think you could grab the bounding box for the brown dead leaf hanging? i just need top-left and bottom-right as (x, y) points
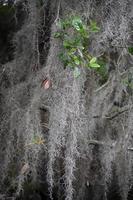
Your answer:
(41, 78), (52, 89)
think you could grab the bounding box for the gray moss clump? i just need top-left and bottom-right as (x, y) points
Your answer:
(0, 0), (133, 200)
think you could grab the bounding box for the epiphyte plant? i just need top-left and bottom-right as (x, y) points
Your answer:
(54, 15), (102, 78)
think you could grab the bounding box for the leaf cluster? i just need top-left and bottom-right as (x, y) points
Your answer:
(54, 15), (102, 77)
(128, 47), (133, 55)
(96, 58), (109, 84)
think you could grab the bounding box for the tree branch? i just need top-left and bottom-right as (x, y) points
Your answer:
(127, 147), (133, 151)
(105, 107), (130, 120)
(54, 0), (61, 24)
(88, 140), (112, 147)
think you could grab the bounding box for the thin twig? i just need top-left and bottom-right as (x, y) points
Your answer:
(95, 80), (110, 93)
(88, 140), (133, 152)
(105, 107), (130, 120)
(128, 148), (133, 151)
(54, 0), (61, 24)
(88, 140), (111, 147)
(95, 74), (113, 93)
(111, 45), (128, 49)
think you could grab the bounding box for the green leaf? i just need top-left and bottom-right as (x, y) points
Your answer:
(90, 63), (101, 68)
(71, 48), (76, 53)
(63, 40), (71, 49)
(72, 17), (83, 31)
(53, 32), (62, 38)
(73, 67), (81, 78)
(96, 59), (108, 84)
(55, 15), (102, 73)
(90, 57), (97, 64)
(75, 24), (81, 31)
(72, 17), (82, 26)
(73, 56), (80, 65)
(75, 59), (80, 65)
(90, 21), (100, 33)
(89, 56), (101, 68)
(128, 47), (133, 55)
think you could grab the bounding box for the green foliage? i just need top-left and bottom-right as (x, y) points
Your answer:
(128, 47), (133, 55)
(89, 21), (100, 33)
(54, 15), (104, 78)
(89, 57), (100, 68)
(96, 59), (109, 84)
